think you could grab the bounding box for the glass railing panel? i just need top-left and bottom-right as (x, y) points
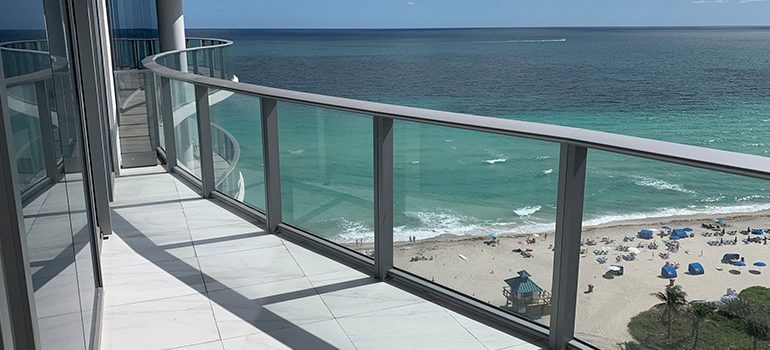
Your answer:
(576, 150), (770, 349)
(209, 91), (265, 210)
(277, 101), (374, 252)
(391, 120), (560, 327)
(170, 79), (201, 178)
(7, 83), (47, 192)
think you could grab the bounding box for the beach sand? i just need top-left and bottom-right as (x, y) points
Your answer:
(351, 210), (770, 349)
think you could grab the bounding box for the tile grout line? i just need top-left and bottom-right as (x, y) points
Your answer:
(442, 308), (494, 350)
(291, 248), (361, 350)
(172, 175), (226, 344)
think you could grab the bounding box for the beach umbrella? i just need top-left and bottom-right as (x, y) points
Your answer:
(716, 220), (727, 226)
(683, 227), (694, 232)
(489, 232), (498, 239)
(754, 262), (767, 267)
(608, 265), (622, 272)
(661, 226), (671, 230)
(627, 247), (641, 254)
(734, 261), (747, 267)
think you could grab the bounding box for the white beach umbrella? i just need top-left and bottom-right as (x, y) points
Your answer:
(627, 247), (641, 254)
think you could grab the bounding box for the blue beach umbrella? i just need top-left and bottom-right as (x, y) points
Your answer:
(716, 220), (727, 226)
(661, 226), (671, 230)
(754, 262), (767, 267)
(683, 227), (694, 232)
(752, 229), (764, 235)
(734, 261), (747, 267)
(489, 232), (498, 239)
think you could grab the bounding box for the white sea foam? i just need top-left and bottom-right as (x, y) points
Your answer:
(632, 175), (696, 195)
(514, 205), (542, 217)
(700, 195), (725, 203)
(288, 149), (305, 155)
(332, 202), (770, 243)
(484, 158), (507, 165)
(535, 155), (551, 161)
(540, 168), (554, 176)
(411, 160), (420, 164)
(737, 194), (765, 202)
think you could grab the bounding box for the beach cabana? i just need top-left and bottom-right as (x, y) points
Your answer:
(721, 253), (740, 263)
(672, 229), (688, 239)
(639, 229), (655, 239)
(661, 265), (678, 279)
(688, 262), (705, 275)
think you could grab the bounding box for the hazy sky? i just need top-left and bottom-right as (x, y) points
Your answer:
(183, 0), (770, 29)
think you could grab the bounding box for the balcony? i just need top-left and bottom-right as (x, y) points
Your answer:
(100, 166), (544, 349)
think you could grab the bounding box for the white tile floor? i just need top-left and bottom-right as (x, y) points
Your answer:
(100, 167), (545, 350)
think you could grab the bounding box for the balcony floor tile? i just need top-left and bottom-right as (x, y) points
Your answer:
(101, 170), (541, 350)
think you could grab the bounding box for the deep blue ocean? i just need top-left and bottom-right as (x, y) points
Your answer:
(193, 27), (770, 242)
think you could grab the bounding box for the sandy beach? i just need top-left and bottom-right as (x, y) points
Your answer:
(351, 209), (770, 349)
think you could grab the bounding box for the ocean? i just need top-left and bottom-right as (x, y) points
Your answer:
(192, 27), (770, 242)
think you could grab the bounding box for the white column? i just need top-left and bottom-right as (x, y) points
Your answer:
(156, 0), (186, 52)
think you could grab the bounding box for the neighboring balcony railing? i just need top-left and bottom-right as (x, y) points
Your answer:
(1, 40), (64, 201)
(142, 39), (770, 350)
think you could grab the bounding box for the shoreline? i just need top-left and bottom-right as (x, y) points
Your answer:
(347, 208), (770, 349)
(344, 208), (770, 247)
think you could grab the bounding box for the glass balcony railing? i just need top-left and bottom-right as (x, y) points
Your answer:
(1, 40), (62, 198)
(142, 39), (770, 350)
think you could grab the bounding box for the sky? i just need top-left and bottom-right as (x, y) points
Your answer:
(183, 0), (770, 29)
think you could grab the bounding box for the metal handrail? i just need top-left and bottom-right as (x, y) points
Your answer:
(144, 37), (770, 350)
(143, 41), (770, 182)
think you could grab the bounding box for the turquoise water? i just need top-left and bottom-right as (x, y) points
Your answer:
(198, 27), (770, 242)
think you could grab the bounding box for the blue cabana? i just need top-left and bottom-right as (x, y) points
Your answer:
(672, 229), (688, 239)
(722, 253), (740, 263)
(688, 262), (705, 275)
(661, 265), (678, 279)
(752, 229), (764, 235)
(639, 229), (654, 239)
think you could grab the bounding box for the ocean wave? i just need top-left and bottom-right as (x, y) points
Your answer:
(535, 155), (551, 161)
(288, 149), (305, 155)
(514, 205), (542, 217)
(737, 194), (765, 202)
(632, 176), (696, 195)
(474, 38), (566, 44)
(540, 168), (554, 176)
(411, 160), (420, 164)
(484, 158), (507, 165)
(700, 195), (725, 203)
(331, 202), (770, 243)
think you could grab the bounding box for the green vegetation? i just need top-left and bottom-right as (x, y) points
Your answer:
(628, 285), (770, 350)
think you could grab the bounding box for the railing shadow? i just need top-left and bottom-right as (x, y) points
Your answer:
(109, 208), (374, 349)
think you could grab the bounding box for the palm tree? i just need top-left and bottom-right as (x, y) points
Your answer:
(745, 314), (770, 350)
(651, 284), (688, 338)
(688, 303), (713, 349)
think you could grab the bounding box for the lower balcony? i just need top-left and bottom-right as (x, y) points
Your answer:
(99, 166), (545, 350)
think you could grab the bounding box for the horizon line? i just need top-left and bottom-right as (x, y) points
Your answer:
(185, 24), (770, 31)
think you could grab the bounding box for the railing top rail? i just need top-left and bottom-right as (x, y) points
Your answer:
(142, 39), (770, 181)
(0, 39), (48, 49)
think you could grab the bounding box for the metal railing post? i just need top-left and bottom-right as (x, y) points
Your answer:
(195, 85), (215, 197)
(374, 116), (394, 280)
(145, 71), (159, 150)
(192, 50), (199, 75)
(219, 48), (226, 79)
(549, 143), (588, 350)
(208, 49), (216, 78)
(260, 97), (282, 233)
(35, 80), (58, 183)
(160, 77), (177, 170)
